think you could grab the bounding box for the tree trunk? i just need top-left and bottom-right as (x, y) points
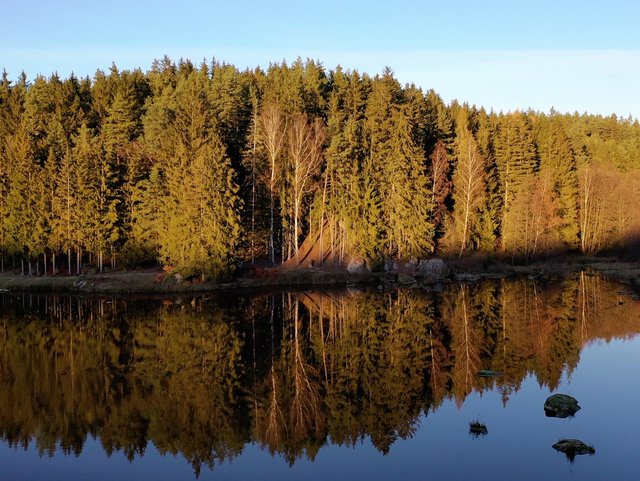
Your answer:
(269, 193), (275, 265)
(294, 201), (300, 263)
(52, 252), (56, 276)
(68, 249), (72, 276)
(76, 248), (81, 275)
(43, 252), (47, 276)
(319, 171), (329, 265)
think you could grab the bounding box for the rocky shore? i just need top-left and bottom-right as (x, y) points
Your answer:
(0, 256), (638, 294)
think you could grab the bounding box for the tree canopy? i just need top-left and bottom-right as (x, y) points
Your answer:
(1, 58), (640, 277)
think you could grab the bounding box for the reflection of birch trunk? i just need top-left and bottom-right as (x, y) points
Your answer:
(290, 299), (324, 441)
(258, 295), (286, 450)
(263, 365), (286, 449)
(461, 286), (473, 389)
(578, 271), (600, 345)
(448, 284), (481, 405)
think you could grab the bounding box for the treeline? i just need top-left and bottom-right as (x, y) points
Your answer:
(0, 275), (636, 471)
(1, 57), (640, 277)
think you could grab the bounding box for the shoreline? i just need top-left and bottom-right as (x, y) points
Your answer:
(0, 257), (638, 295)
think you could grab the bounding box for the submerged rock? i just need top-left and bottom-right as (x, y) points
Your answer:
(552, 439), (595, 460)
(544, 394), (581, 418)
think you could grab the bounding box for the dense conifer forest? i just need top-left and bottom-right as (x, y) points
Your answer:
(1, 57), (639, 278)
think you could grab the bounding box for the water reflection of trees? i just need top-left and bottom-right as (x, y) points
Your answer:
(0, 275), (639, 474)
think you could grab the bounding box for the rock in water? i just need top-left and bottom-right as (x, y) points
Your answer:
(469, 421), (488, 436)
(552, 439), (595, 460)
(454, 273), (481, 283)
(544, 394), (581, 418)
(397, 273), (416, 284)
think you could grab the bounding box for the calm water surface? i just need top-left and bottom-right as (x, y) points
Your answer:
(1, 274), (639, 480)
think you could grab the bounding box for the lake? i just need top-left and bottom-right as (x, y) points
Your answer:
(1, 273), (639, 480)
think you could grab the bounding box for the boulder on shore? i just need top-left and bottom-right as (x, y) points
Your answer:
(384, 258), (400, 272)
(416, 258), (449, 281)
(544, 393), (581, 418)
(346, 257), (368, 273)
(552, 439), (595, 459)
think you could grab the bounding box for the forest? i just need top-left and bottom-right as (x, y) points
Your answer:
(0, 275), (636, 472)
(1, 57), (639, 278)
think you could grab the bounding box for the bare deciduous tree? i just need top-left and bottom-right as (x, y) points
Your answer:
(257, 103), (287, 265)
(288, 114), (325, 262)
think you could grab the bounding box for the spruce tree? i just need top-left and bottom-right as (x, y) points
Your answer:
(494, 112), (538, 249)
(537, 116), (579, 247)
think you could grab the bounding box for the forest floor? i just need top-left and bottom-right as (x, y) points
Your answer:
(0, 256), (638, 294)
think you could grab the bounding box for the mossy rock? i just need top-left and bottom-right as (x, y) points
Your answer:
(552, 439), (595, 460)
(544, 393), (581, 418)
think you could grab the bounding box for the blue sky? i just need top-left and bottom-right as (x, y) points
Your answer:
(2, 0), (639, 117)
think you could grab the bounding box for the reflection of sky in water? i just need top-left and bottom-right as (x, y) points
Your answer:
(2, 336), (638, 481)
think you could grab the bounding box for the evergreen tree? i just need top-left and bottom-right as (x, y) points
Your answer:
(51, 149), (78, 274)
(381, 106), (433, 258)
(537, 116), (579, 247)
(4, 123), (39, 272)
(493, 112), (537, 249)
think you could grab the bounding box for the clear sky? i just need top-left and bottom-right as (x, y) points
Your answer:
(2, 0), (639, 117)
